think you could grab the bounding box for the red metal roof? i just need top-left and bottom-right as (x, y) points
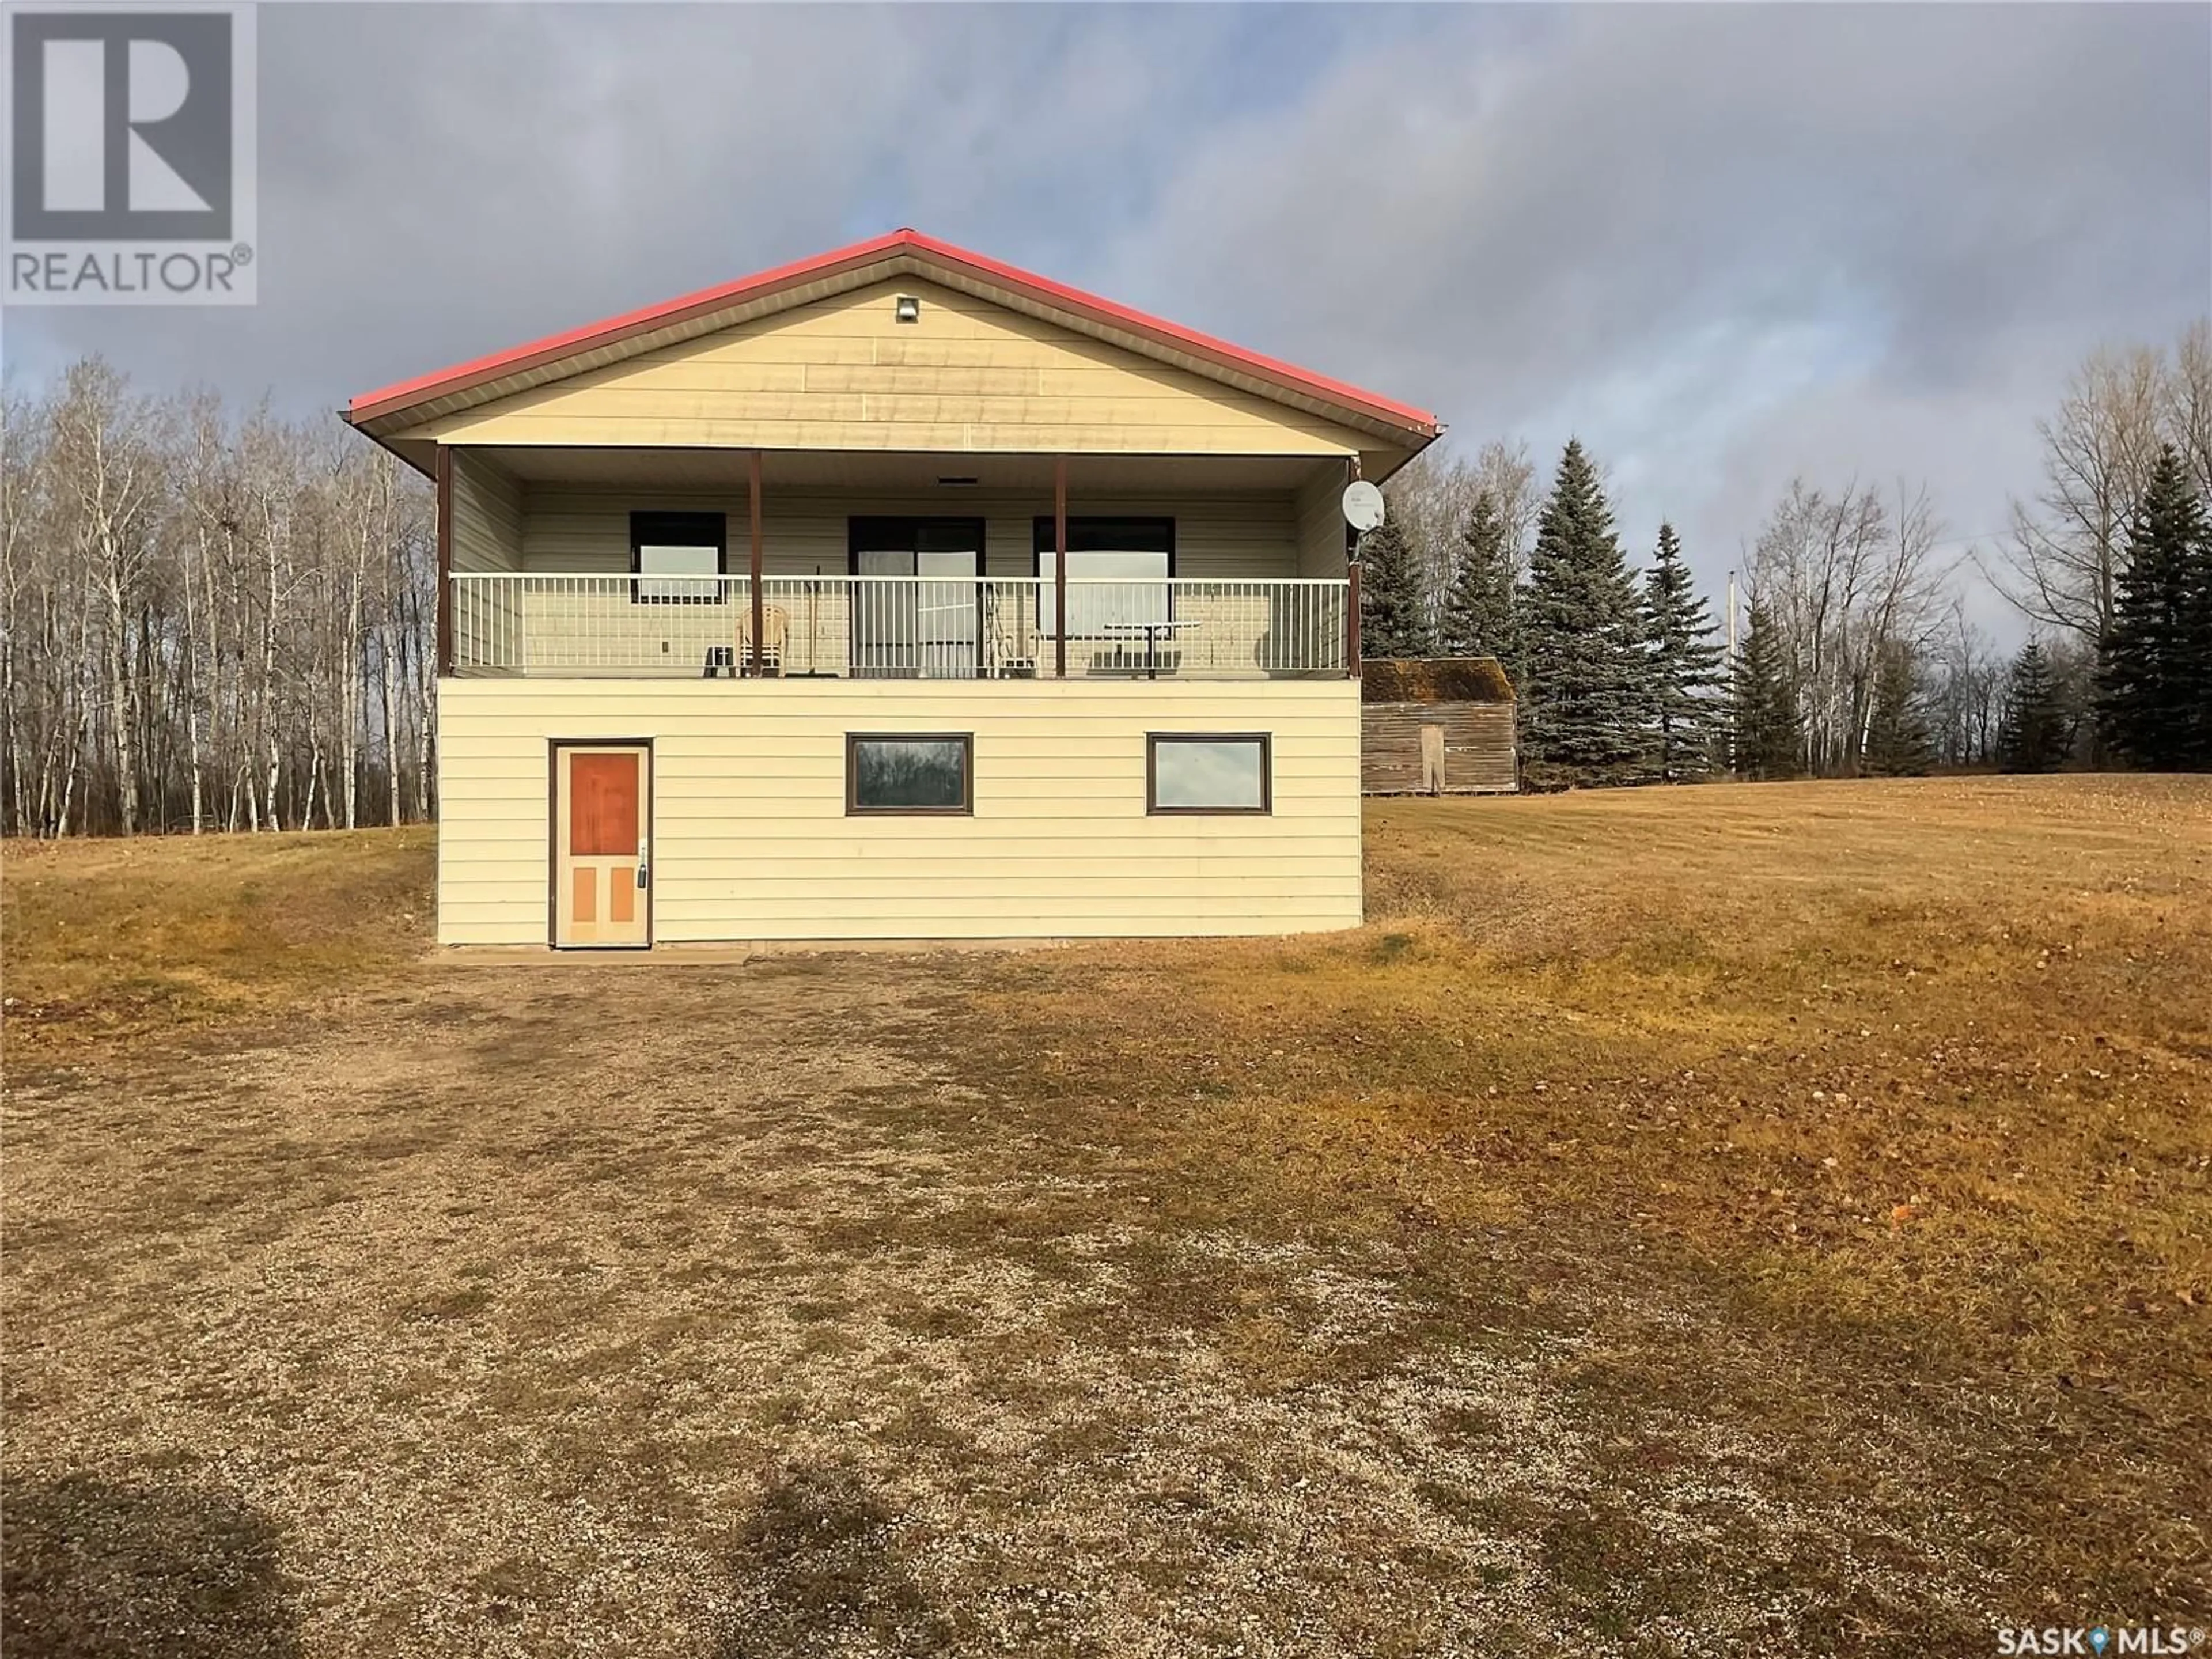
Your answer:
(345, 227), (1441, 437)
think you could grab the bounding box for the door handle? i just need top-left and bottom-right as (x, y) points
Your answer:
(636, 836), (650, 889)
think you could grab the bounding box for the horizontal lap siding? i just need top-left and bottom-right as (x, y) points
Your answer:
(435, 679), (1361, 944)
(1295, 465), (1349, 579)
(450, 453), (522, 571)
(448, 459), (526, 666)
(400, 279), (1373, 458)
(517, 486), (1298, 580)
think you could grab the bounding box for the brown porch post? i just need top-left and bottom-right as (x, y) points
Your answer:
(1053, 456), (1068, 679)
(1344, 457), (1361, 679)
(1347, 562), (1362, 678)
(748, 449), (764, 676)
(434, 446), (453, 676)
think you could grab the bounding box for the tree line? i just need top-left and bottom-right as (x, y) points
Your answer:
(1360, 320), (2212, 787)
(2, 359), (434, 837)
(5, 323), (2207, 836)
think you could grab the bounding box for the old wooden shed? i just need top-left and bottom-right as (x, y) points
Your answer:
(1360, 658), (1517, 794)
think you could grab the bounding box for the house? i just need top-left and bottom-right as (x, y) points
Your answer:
(343, 229), (1441, 946)
(1360, 658), (1518, 796)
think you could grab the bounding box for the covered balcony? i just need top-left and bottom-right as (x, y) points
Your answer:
(438, 448), (1358, 681)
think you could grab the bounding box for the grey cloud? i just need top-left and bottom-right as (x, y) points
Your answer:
(7, 5), (1288, 397)
(6, 3), (2204, 635)
(1105, 5), (2209, 601)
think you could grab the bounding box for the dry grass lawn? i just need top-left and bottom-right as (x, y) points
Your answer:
(3, 777), (2207, 1657)
(3, 828), (433, 1045)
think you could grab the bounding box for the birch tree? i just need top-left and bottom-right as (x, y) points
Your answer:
(1747, 478), (1948, 775)
(1989, 324), (2211, 644)
(0, 358), (435, 838)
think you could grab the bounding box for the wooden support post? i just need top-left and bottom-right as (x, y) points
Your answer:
(1343, 456), (1361, 680)
(748, 449), (764, 676)
(1053, 456), (1068, 680)
(1347, 560), (1362, 678)
(434, 446), (453, 676)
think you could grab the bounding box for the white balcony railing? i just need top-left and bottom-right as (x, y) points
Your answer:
(448, 573), (1351, 680)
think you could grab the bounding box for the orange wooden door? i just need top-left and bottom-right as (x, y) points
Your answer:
(554, 745), (649, 947)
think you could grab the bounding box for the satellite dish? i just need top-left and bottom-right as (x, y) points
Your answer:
(1342, 480), (1386, 533)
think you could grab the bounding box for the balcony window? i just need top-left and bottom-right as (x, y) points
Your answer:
(1033, 517), (1174, 635)
(631, 511), (726, 604)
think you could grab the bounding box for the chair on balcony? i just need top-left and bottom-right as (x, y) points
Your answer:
(736, 604), (789, 677)
(984, 590), (1037, 679)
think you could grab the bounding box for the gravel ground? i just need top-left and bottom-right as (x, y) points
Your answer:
(4, 952), (2016, 1657)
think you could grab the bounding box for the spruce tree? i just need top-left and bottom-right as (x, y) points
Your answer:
(1356, 518), (1434, 661)
(1520, 440), (1649, 785)
(2099, 445), (2212, 769)
(2190, 499), (2212, 767)
(1863, 641), (1934, 777)
(1729, 601), (1800, 780)
(1437, 490), (1520, 678)
(1997, 640), (2072, 772)
(1641, 522), (1726, 781)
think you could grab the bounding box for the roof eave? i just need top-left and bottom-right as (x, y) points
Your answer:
(343, 229), (914, 430)
(344, 229), (1441, 446)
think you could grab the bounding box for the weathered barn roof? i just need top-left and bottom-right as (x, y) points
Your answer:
(1360, 657), (1515, 704)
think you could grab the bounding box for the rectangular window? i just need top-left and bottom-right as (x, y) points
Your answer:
(847, 733), (974, 815)
(1147, 733), (1271, 814)
(849, 517), (985, 677)
(631, 510), (727, 604)
(1033, 516), (1174, 635)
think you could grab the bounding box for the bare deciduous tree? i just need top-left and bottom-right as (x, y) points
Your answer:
(1988, 325), (2210, 643)
(2164, 320), (2212, 505)
(1923, 602), (2006, 767)
(0, 357), (434, 838)
(1747, 477), (1950, 776)
(1383, 437), (1541, 637)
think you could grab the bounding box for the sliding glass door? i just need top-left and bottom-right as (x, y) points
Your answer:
(849, 518), (984, 678)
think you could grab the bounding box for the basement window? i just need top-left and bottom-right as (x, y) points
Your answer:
(1147, 733), (1271, 815)
(847, 734), (974, 815)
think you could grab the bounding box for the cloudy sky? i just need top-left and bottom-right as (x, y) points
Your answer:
(6, 2), (2208, 619)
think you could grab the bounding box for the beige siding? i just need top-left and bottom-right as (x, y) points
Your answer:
(450, 452), (522, 571)
(448, 455), (525, 666)
(397, 279), (1377, 458)
(436, 679), (1361, 944)
(512, 484), (1298, 579)
(1294, 463), (1349, 579)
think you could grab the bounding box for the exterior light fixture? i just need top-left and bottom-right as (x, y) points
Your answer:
(894, 294), (921, 323)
